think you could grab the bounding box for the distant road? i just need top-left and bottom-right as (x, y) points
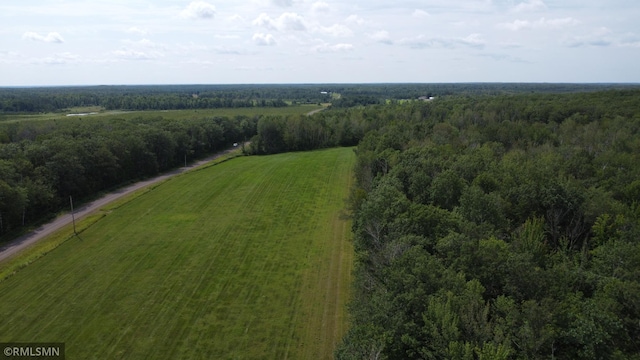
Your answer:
(0, 146), (241, 263)
(306, 106), (328, 116)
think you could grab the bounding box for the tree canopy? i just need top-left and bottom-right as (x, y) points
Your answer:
(336, 89), (640, 359)
(0, 114), (256, 237)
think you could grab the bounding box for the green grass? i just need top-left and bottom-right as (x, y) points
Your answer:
(0, 147), (354, 359)
(0, 151), (243, 281)
(0, 105), (324, 123)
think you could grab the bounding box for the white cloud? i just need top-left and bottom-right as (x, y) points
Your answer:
(459, 34), (485, 48)
(3, 0), (638, 84)
(177, 42), (210, 52)
(511, 0), (547, 13)
(565, 38), (612, 48)
(498, 19), (529, 31)
(180, 1), (216, 20)
(123, 39), (165, 50)
(563, 27), (614, 48)
(272, 0), (294, 7)
(412, 9), (430, 18)
(253, 13), (277, 30)
(594, 27), (613, 36)
(253, 12), (307, 32)
(228, 14), (245, 22)
(215, 34), (241, 40)
(498, 17), (580, 31)
(620, 33), (640, 48)
(545, 17), (581, 28)
(345, 15), (365, 26)
(620, 40), (640, 48)
(318, 24), (353, 37)
(0, 51), (16, 64)
(253, 33), (277, 46)
(29, 52), (79, 65)
(113, 49), (163, 60)
(480, 53), (531, 64)
(400, 34), (485, 49)
(126, 27), (149, 36)
(399, 35), (436, 49)
(22, 32), (64, 43)
(278, 12), (307, 31)
(213, 46), (251, 55)
(112, 38), (167, 61)
(312, 1), (330, 13)
(234, 65), (276, 71)
(370, 30), (393, 44)
(184, 59), (216, 66)
(313, 43), (354, 53)
(0, 50), (19, 57)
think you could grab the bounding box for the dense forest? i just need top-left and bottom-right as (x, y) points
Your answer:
(0, 115), (256, 237)
(247, 108), (371, 154)
(2, 83), (637, 113)
(0, 85), (292, 113)
(332, 90), (640, 359)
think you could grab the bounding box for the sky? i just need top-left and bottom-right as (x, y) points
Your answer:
(0, 0), (639, 86)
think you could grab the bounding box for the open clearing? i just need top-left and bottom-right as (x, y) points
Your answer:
(0, 104), (324, 123)
(0, 147), (354, 359)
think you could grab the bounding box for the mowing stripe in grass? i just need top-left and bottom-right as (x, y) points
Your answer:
(0, 147), (354, 359)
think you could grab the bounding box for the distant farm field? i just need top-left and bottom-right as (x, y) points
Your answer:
(0, 104), (325, 123)
(0, 147), (354, 359)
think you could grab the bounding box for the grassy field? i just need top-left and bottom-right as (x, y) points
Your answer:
(0, 147), (354, 359)
(0, 104), (325, 123)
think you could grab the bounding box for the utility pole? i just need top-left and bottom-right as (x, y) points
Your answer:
(70, 196), (77, 235)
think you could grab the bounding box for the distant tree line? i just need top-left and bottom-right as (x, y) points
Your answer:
(3, 83), (639, 114)
(247, 106), (387, 154)
(102, 95), (287, 111)
(335, 89), (640, 359)
(0, 91), (288, 113)
(329, 95), (382, 108)
(0, 115), (256, 236)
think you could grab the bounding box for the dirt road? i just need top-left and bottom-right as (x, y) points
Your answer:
(306, 107), (328, 116)
(0, 146), (240, 263)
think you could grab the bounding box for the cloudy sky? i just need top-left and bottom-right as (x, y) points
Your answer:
(1, 0), (639, 85)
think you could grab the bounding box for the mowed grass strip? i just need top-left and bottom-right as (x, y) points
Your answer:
(0, 147), (354, 359)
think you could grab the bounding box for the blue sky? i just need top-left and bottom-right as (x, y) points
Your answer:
(0, 0), (639, 85)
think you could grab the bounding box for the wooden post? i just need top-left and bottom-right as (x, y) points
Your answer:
(70, 196), (77, 235)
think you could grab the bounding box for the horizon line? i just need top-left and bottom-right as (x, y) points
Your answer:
(2, 81), (640, 89)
